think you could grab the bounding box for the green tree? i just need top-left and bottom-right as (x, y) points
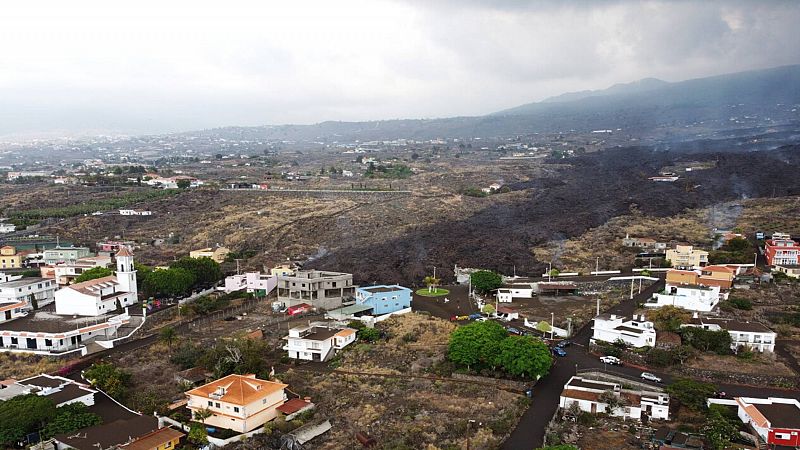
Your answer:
(176, 179), (191, 189)
(142, 267), (196, 297)
(649, 305), (691, 332)
(423, 275), (441, 293)
(666, 379), (717, 411)
(358, 327), (381, 343)
(704, 404), (739, 450)
(481, 304), (496, 314)
(448, 320), (508, 370)
(680, 327), (732, 354)
(498, 335), (553, 379)
(84, 363), (132, 400)
(74, 266), (114, 283)
(43, 403), (102, 438)
(598, 390), (627, 415)
(188, 422), (209, 445)
(0, 394), (57, 444)
(470, 270), (503, 295)
(160, 326), (178, 350)
(171, 256), (222, 287)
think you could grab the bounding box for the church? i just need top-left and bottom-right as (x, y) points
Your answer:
(54, 247), (138, 317)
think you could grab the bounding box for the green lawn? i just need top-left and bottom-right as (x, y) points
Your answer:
(415, 288), (450, 297)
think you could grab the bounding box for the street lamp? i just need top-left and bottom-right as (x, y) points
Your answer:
(466, 419), (477, 450)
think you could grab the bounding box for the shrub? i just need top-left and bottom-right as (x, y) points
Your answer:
(727, 297), (752, 310)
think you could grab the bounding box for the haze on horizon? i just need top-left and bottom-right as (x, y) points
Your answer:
(1, 0), (799, 138)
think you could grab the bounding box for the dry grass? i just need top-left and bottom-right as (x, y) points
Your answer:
(533, 206), (712, 273)
(684, 352), (795, 376)
(0, 353), (65, 379)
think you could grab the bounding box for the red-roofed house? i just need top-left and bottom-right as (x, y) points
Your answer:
(185, 374), (288, 433)
(276, 398), (315, 420)
(710, 397), (800, 447)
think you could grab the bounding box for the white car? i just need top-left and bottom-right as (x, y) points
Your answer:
(475, 317), (488, 322)
(641, 372), (662, 383)
(600, 356), (621, 365)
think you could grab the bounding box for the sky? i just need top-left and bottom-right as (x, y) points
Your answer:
(1, 0), (799, 137)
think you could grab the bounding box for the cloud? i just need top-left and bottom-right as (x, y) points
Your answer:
(0, 0), (798, 137)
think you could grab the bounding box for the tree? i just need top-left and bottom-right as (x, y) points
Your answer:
(0, 394), (57, 444)
(160, 326), (177, 350)
(680, 327), (732, 354)
(423, 276), (441, 293)
(171, 256), (222, 287)
(704, 404), (739, 450)
(598, 390), (626, 415)
(84, 363), (131, 400)
(176, 179), (191, 189)
(448, 320), (508, 370)
(358, 327), (381, 343)
(481, 304), (496, 315)
(649, 305), (691, 332)
(548, 269), (560, 277)
(193, 407), (213, 424)
(74, 266), (114, 283)
(188, 422), (209, 445)
(470, 270), (503, 295)
(142, 267), (196, 297)
(666, 379), (717, 411)
(43, 403), (102, 438)
(498, 335), (553, 379)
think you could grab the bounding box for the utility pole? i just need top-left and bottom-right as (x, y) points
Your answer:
(596, 297), (600, 316)
(595, 257), (599, 275)
(551, 312), (555, 340)
(548, 262), (552, 282)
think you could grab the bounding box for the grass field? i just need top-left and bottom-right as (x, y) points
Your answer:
(415, 287), (450, 297)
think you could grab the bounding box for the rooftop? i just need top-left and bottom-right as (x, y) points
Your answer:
(123, 427), (184, 450)
(186, 374), (288, 406)
(66, 275), (119, 296)
(54, 415), (159, 450)
(0, 277), (51, 288)
(755, 402), (800, 429)
(362, 285), (407, 294)
(688, 317), (773, 333)
(47, 383), (95, 405)
(0, 306), (129, 333)
(276, 398), (313, 415)
(20, 374), (68, 389)
(566, 377), (616, 391)
(300, 327), (340, 341)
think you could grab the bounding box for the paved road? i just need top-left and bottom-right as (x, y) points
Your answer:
(501, 278), (800, 449)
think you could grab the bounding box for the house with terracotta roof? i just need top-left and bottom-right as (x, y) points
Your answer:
(121, 426), (185, 450)
(665, 244), (709, 269)
(665, 266), (736, 290)
(708, 396), (800, 447)
(276, 397), (315, 420)
(0, 245), (23, 269)
(185, 374), (288, 433)
(283, 323), (357, 361)
(54, 247), (138, 316)
(559, 374), (670, 421)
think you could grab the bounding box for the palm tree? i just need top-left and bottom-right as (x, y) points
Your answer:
(193, 406), (213, 424)
(159, 326), (177, 351)
(423, 276), (441, 293)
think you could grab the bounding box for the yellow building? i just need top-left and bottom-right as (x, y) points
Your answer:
(189, 246), (230, 264)
(270, 263), (295, 277)
(185, 374), (288, 433)
(665, 244), (709, 269)
(122, 427), (184, 450)
(0, 246), (22, 269)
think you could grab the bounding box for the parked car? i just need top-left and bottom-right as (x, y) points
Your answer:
(475, 317), (488, 322)
(599, 356), (621, 365)
(468, 313), (483, 321)
(507, 327), (523, 335)
(556, 340), (572, 348)
(641, 372), (662, 383)
(552, 347), (567, 357)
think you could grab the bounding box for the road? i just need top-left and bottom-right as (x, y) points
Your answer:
(501, 278), (800, 449)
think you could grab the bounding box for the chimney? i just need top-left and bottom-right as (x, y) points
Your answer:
(304, 396), (312, 403)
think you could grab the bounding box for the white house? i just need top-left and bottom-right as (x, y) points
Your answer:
(591, 313), (656, 348)
(51, 255), (113, 285)
(707, 397), (800, 448)
(0, 277), (57, 314)
(0, 223), (16, 233)
(559, 375), (670, 421)
(55, 248), (137, 317)
(119, 209), (152, 216)
(646, 284), (720, 312)
(683, 316), (777, 353)
(283, 323), (357, 362)
(496, 283), (534, 302)
(223, 272), (278, 295)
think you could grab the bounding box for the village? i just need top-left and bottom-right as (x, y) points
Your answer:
(0, 218), (799, 450)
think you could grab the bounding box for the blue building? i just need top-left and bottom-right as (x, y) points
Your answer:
(355, 285), (412, 315)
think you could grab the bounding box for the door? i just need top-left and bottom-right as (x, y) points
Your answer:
(312, 352), (321, 362)
(4, 311), (10, 321)
(591, 403), (597, 414)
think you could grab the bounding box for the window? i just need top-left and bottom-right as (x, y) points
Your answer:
(775, 432), (791, 440)
(234, 407), (240, 413)
(215, 402), (221, 408)
(208, 401), (213, 406)
(263, 399), (267, 404)
(165, 442), (172, 449)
